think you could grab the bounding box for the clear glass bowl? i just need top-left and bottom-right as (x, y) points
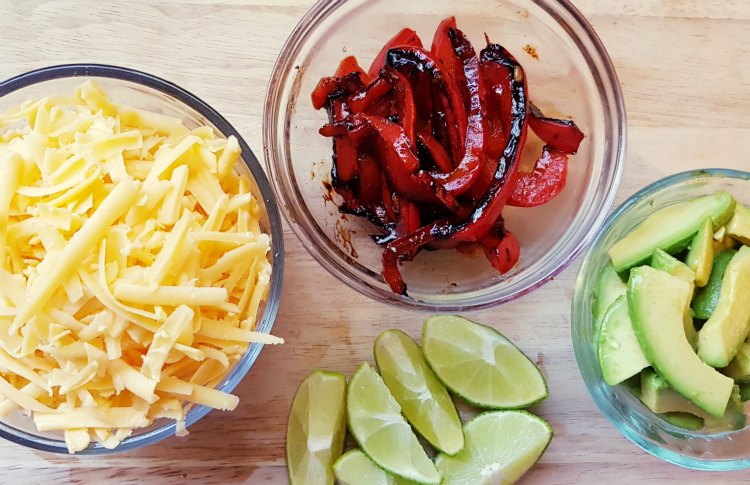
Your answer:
(0, 64), (284, 454)
(264, 0), (625, 310)
(572, 169), (750, 470)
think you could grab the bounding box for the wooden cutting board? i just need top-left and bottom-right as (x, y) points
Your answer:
(1, 0), (749, 483)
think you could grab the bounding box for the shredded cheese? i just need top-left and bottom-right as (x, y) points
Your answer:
(0, 81), (276, 453)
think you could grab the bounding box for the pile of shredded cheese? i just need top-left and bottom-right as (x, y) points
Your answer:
(0, 80), (280, 453)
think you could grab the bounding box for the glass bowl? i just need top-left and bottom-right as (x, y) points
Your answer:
(572, 169), (750, 470)
(264, 0), (625, 310)
(0, 64), (284, 454)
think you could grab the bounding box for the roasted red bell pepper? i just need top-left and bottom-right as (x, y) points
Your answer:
(417, 132), (453, 173)
(481, 228), (520, 274)
(314, 19), (584, 297)
(450, 42), (528, 242)
(335, 55), (370, 84)
(348, 77), (392, 113)
(367, 28), (423, 79)
(508, 145), (568, 207)
(320, 114), (460, 211)
(311, 72), (364, 110)
(430, 27), (486, 197)
(431, 17), (471, 110)
(386, 47), (467, 165)
(378, 40), (528, 294)
(466, 40), (521, 201)
(332, 99), (360, 184)
(357, 152), (383, 205)
(528, 103), (584, 154)
(380, 67), (417, 147)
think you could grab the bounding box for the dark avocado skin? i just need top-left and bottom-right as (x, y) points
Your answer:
(692, 249), (738, 320)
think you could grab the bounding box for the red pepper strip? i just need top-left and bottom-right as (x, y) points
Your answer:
(528, 103), (584, 154)
(335, 55), (370, 84)
(348, 77), (392, 113)
(327, 98), (358, 184)
(408, 70), (434, 134)
(465, 41), (517, 201)
(386, 47), (467, 165)
(450, 42), (528, 242)
(382, 247), (407, 295)
(357, 152), (383, 205)
(431, 16), (470, 110)
(481, 228), (520, 274)
(429, 27), (486, 197)
(380, 222), (433, 294)
(321, 114), (461, 212)
(382, 39), (529, 284)
(340, 199), (391, 232)
(367, 28), (423, 80)
(381, 173), (397, 221)
(312, 72), (362, 185)
(380, 67), (417, 146)
(508, 145), (568, 207)
(417, 132), (453, 173)
(311, 72), (365, 110)
(395, 197), (421, 260)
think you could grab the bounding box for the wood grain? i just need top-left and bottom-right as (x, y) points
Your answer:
(1, 0), (750, 483)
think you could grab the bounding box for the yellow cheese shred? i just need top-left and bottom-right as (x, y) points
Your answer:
(0, 82), (277, 453)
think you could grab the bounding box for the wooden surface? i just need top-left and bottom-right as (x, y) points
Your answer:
(1, 0), (750, 483)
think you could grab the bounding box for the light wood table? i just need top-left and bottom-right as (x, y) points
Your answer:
(1, 0), (749, 483)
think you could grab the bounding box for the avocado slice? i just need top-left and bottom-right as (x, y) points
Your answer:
(723, 341), (750, 382)
(651, 248), (696, 282)
(608, 192), (736, 272)
(713, 226), (739, 253)
(659, 412), (705, 431)
(692, 249), (737, 320)
(739, 382), (750, 402)
(726, 204), (750, 245)
(685, 218), (714, 287)
(592, 262), (627, 340)
(650, 248), (697, 347)
(640, 369), (746, 431)
(697, 245), (750, 367)
(598, 295), (649, 385)
(628, 265), (734, 417)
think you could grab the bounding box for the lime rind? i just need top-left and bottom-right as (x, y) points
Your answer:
(435, 410), (553, 485)
(374, 329), (464, 455)
(286, 370), (347, 485)
(347, 362), (441, 485)
(334, 449), (416, 485)
(422, 315), (548, 409)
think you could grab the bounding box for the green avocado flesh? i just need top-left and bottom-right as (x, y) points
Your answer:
(608, 192), (736, 273)
(650, 249), (697, 347)
(726, 204), (750, 245)
(692, 249), (737, 320)
(685, 218), (714, 287)
(640, 369), (746, 431)
(697, 245), (750, 367)
(598, 295), (648, 386)
(628, 266), (734, 417)
(724, 342), (750, 382)
(593, 262), (627, 336)
(659, 412), (705, 430)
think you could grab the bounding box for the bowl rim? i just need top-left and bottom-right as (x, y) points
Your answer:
(572, 168), (750, 470)
(263, 0), (627, 311)
(0, 63), (285, 454)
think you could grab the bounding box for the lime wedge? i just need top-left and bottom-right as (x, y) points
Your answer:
(347, 362), (441, 484)
(422, 315), (547, 409)
(435, 411), (552, 485)
(286, 370), (347, 485)
(374, 329), (464, 455)
(333, 449), (415, 485)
